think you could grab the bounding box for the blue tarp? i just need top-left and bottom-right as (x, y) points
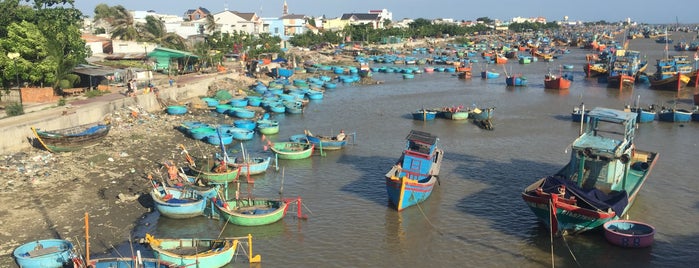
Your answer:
(541, 176), (629, 217)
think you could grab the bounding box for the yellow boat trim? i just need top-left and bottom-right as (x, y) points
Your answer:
(31, 127), (54, 153)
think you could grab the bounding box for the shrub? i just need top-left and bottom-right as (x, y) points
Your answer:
(58, 98), (66, 106)
(6, 102), (24, 116)
(58, 79), (72, 89)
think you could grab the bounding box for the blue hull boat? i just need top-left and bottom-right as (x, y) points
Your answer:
(304, 129), (348, 150)
(658, 108), (692, 122)
(14, 239), (74, 268)
(412, 109), (437, 121)
(151, 186), (207, 219)
(385, 130), (444, 211)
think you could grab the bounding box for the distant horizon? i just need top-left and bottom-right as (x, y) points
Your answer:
(70, 0), (698, 25)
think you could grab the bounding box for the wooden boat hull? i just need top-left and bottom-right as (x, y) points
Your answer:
(649, 73), (690, 91)
(658, 109), (692, 122)
(230, 156), (271, 175)
(151, 187), (207, 219)
(13, 239), (74, 268)
(470, 107), (494, 121)
(385, 171), (438, 211)
(31, 122), (111, 153)
(305, 133), (347, 150)
(603, 220), (655, 248)
(607, 74), (635, 89)
(189, 160), (241, 184)
(442, 111), (469, 120)
(412, 110), (437, 121)
(216, 198), (288, 226)
(148, 237), (236, 268)
(544, 76), (571, 90)
(270, 142), (314, 160)
(88, 257), (180, 268)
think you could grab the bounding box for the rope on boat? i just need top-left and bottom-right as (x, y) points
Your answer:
(414, 196), (444, 236)
(561, 235), (581, 267)
(549, 199), (555, 268)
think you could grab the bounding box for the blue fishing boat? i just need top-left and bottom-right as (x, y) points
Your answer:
(522, 107), (659, 235)
(411, 109), (437, 121)
(657, 107), (692, 122)
(233, 119), (256, 131)
(229, 156), (271, 175)
(151, 186), (208, 219)
(481, 71), (500, 79)
(13, 239), (75, 268)
(304, 129), (349, 150)
(571, 103), (590, 123)
(627, 96), (657, 123)
(256, 119), (280, 135)
(227, 127), (254, 140)
(385, 130), (444, 211)
(505, 75), (528, 86)
(167, 105), (188, 115)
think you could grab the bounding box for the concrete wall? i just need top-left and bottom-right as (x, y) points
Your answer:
(0, 74), (219, 154)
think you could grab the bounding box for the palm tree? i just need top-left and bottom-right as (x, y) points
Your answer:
(101, 5), (139, 40)
(140, 16), (187, 50)
(205, 14), (217, 34)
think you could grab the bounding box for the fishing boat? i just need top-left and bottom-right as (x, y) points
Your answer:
(544, 72), (572, 90)
(385, 130), (444, 211)
(657, 107), (692, 122)
(256, 119), (280, 135)
(480, 70), (500, 79)
(606, 50), (643, 90)
(438, 105), (469, 120)
(505, 74), (528, 86)
(649, 72), (690, 91)
(571, 103), (590, 123)
(13, 239), (75, 268)
(229, 156), (271, 175)
(411, 108), (438, 121)
(216, 198), (289, 226)
(626, 95), (657, 123)
(150, 186), (208, 219)
(603, 220), (655, 248)
(85, 257), (181, 268)
(522, 107), (659, 235)
(469, 107), (495, 121)
(269, 142), (314, 160)
(31, 121), (111, 153)
(304, 129), (349, 150)
(145, 235), (238, 268)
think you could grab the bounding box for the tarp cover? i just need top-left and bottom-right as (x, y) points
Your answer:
(541, 176), (628, 216)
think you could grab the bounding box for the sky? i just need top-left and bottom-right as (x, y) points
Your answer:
(72, 0), (697, 25)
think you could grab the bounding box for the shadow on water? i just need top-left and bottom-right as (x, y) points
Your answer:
(337, 153), (396, 206)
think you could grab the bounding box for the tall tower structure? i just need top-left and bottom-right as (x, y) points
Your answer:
(283, 0), (288, 16)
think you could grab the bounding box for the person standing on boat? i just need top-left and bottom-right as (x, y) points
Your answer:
(336, 130), (346, 141)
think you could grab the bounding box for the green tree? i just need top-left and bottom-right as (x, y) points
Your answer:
(141, 15), (187, 50)
(95, 5), (139, 40)
(204, 14), (216, 34)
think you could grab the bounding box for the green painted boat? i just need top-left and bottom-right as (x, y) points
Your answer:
(270, 142), (314, 160)
(216, 198), (288, 226)
(145, 235), (237, 268)
(256, 119), (280, 135)
(188, 158), (241, 184)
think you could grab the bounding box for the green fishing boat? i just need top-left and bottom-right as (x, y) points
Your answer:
(216, 198), (288, 226)
(270, 142), (314, 160)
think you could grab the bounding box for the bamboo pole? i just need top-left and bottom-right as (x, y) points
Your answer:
(84, 212), (90, 265)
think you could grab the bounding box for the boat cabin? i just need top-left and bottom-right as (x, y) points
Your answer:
(565, 108), (637, 193)
(399, 130), (441, 180)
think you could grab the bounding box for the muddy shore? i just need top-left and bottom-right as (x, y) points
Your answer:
(0, 47), (383, 266)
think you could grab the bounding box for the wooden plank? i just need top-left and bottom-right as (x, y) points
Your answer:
(27, 246), (61, 257)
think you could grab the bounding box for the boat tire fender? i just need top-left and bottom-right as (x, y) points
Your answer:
(583, 147), (592, 157)
(620, 154), (630, 164)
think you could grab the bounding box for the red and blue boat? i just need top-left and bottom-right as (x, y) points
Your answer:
(385, 130), (444, 211)
(522, 107), (658, 235)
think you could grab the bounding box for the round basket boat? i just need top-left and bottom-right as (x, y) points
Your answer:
(603, 220), (655, 248)
(166, 105), (187, 115)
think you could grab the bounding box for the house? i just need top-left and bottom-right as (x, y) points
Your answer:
(340, 13), (382, 29)
(262, 17), (286, 39)
(321, 17), (349, 32)
(184, 7), (210, 21)
(210, 10), (262, 35)
(281, 14), (306, 36)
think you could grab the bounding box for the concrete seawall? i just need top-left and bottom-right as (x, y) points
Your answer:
(0, 73), (229, 154)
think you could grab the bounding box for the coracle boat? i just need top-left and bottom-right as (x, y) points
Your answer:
(13, 239), (75, 268)
(603, 219), (655, 248)
(304, 129), (349, 150)
(385, 130), (444, 211)
(216, 198), (289, 226)
(150, 186), (208, 219)
(411, 108), (437, 121)
(145, 234), (260, 268)
(522, 107), (658, 235)
(31, 121), (111, 153)
(269, 141), (314, 160)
